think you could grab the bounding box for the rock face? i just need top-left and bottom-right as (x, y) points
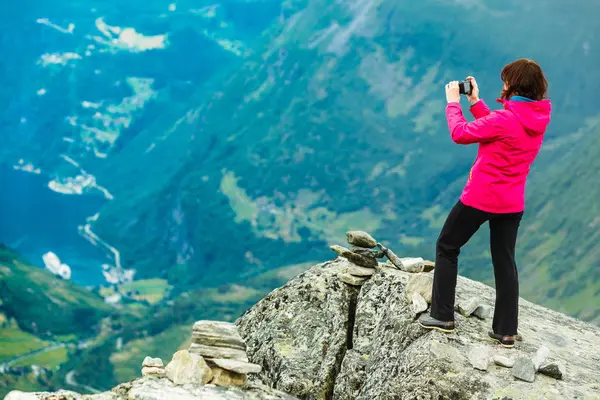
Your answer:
(237, 259), (360, 399)
(237, 258), (600, 400)
(4, 377), (297, 400)
(8, 257), (600, 400)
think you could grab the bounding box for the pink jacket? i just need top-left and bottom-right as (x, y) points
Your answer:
(446, 98), (552, 213)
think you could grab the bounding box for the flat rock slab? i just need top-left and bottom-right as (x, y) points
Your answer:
(513, 357), (536, 382)
(330, 245), (378, 268)
(351, 246), (384, 259)
(189, 343), (249, 363)
(347, 265), (376, 277)
(142, 357), (164, 368)
(339, 273), (369, 286)
(209, 358), (262, 374)
(141, 366), (165, 376)
(192, 320), (246, 350)
(539, 362), (565, 380)
(346, 231), (377, 248)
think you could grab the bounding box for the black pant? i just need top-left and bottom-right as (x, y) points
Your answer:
(430, 200), (523, 335)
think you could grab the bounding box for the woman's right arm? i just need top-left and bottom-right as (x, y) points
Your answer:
(466, 76), (491, 119)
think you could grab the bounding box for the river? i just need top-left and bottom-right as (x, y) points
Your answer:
(0, 164), (109, 286)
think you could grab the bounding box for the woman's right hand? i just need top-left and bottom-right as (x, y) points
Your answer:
(466, 76), (480, 105)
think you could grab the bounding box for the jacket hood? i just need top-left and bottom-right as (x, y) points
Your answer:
(498, 98), (552, 136)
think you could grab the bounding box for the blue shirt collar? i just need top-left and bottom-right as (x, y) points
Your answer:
(511, 95), (534, 102)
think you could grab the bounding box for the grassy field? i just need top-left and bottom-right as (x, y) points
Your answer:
(0, 327), (49, 362)
(13, 345), (68, 370)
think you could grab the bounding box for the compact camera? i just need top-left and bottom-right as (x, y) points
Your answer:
(459, 80), (473, 96)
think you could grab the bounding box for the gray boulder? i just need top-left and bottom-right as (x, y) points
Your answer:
(512, 357), (536, 383)
(236, 259), (359, 399)
(236, 259), (600, 399)
(539, 361), (566, 380)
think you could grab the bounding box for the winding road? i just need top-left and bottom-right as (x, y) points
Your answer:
(0, 342), (64, 369)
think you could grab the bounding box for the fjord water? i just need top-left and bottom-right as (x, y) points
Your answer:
(0, 164), (108, 285)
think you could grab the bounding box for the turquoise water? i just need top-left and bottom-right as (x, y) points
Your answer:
(0, 164), (109, 286)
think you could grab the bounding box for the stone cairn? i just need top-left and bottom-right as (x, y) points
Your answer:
(141, 320), (261, 387)
(330, 230), (435, 289)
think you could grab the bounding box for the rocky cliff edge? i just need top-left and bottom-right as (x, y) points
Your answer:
(5, 254), (600, 400)
(237, 257), (600, 399)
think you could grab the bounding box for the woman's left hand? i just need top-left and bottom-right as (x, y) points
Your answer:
(445, 81), (461, 104)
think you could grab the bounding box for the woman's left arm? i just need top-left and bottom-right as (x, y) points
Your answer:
(446, 103), (505, 145)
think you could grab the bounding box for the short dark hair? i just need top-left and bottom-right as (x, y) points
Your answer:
(500, 59), (548, 101)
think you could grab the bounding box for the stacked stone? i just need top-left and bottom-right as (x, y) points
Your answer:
(188, 320), (261, 386)
(331, 231), (382, 286)
(330, 230), (436, 288)
(143, 321), (261, 388)
(141, 357), (165, 376)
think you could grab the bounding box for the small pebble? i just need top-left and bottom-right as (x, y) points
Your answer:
(492, 355), (515, 368)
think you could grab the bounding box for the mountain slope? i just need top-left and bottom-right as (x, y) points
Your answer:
(88, 0), (600, 313)
(0, 244), (110, 335)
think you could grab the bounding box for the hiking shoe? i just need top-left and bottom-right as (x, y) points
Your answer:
(488, 331), (515, 348)
(418, 314), (456, 333)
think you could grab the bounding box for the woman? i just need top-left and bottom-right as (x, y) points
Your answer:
(418, 59), (552, 348)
